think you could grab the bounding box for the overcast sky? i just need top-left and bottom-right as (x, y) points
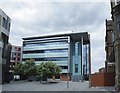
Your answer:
(0, 0), (111, 73)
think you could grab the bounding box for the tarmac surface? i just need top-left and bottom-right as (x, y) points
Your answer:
(2, 80), (116, 92)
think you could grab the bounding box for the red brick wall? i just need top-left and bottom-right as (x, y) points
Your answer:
(60, 74), (71, 81)
(91, 72), (115, 86)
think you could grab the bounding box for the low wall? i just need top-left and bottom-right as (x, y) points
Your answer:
(60, 74), (70, 81)
(91, 72), (115, 86)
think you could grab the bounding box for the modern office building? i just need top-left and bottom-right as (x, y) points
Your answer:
(110, 0), (120, 91)
(83, 45), (89, 80)
(0, 8), (11, 83)
(105, 19), (115, 73)
(22, 32), (91, 81)
(9, 45), (22, 73)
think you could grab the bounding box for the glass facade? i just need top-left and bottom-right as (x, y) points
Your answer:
(83, 45), (89, 75)
(23, 36), (69, 73)
(22, 32), (90, 81)
(72, 41), (82, 81)
(23, 44), (68, 51)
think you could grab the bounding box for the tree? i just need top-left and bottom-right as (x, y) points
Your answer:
(14, 60), (62, 81)
(14, 63), (23, 75)
(14, 59), (37, 80)
(14, 63), (26, 79)
(37, 61), (62, 81)
(24, 59), (37, 78)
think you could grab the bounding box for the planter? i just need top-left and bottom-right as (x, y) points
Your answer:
(28, 76), (36, 81)
(36, 76), (40, 81)
(40, 76), (48, 83)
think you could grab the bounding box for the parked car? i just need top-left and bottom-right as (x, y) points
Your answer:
(14, 75), (20, 81)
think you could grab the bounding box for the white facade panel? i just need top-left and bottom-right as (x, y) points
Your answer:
(1, 27), (9, 36)
(62, 69), (67, 73)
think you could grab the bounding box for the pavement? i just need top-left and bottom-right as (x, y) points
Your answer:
(2, 80), (116, 92)
(0, 85), (2, 93)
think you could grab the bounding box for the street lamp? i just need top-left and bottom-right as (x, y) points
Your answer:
(88, 35), (91, 87)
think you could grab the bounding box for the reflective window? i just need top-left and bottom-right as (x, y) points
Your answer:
(8, 23), (10, 31)
(45, 49), (68, 53)
(2, 17), (5, 28)
(60, 66), (68, 69)
(75, 64), (78, 73)
(24, 41), (68, 47)
(23, 49), (68, 54)
(2, 17), (9, 30)
(83, 45), (89, 75)
(23, 57), (68, 61)
(75, 42), (79, 64)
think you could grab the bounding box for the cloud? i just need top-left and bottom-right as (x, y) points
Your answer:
(0, 0), (109, 3)
(0, 1), (111, 72)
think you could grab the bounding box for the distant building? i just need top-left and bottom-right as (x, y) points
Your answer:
(22, 32), (91, 81)
(0, 8), (11, 83)
(9, 45), (22, 73)
(105, 19), (115, 73)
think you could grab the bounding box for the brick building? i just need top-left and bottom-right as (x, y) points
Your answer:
(9, 45), (22, 73)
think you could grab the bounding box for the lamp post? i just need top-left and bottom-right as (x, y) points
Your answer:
(88, 35), (91, 87)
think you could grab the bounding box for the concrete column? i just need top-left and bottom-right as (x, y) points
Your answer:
(81, 36), (83, 82)
(111, 3), (120, 91)
(68, 36), (70, 74)
(0, 27), (2, 84)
